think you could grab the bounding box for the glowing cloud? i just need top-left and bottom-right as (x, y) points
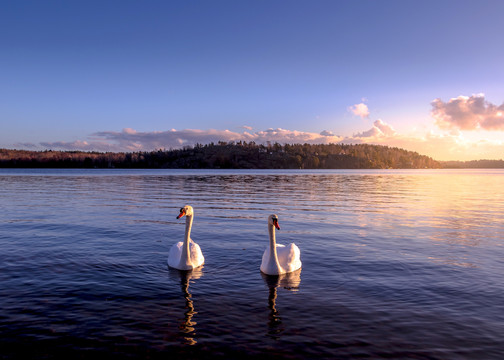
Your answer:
(22, 93), (504, 161)
(354, 119), (396, 138)
(252, 128), (342, 144)
(431, 94), (504, 131)
(349, 103), (370, 119)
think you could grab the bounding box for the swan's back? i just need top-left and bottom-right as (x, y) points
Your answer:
(276, 243), (302, 273)
(168, 241), (183, 268)
(168, 240), (205, 269)
(261, 242), (301, 275)
(188, 240), (204, 267)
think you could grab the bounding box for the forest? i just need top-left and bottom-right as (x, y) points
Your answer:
(0, 142), (441, 169)
(441, 159), (504, 168)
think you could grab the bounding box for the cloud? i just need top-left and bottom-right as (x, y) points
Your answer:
(349, 102), (370, 119)
(34, 120), (484, 161)
(19, 99), (504, 161)
(252, 128), (342, 144)
(431, 94), (504, 130)
(39, 140), (121, 152)
(354, 119), (396, 138)
(38, 127), (344, 152)
(90, 128), (244, 151)
(343, 121), (469, 160)
(123, 128), (138, 135)
(340, 118), (504, 161)
(242, 125), (253, 130)
(13, 142), (38, 149)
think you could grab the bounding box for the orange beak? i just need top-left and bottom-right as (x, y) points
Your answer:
(177, 209), (186, 219)
(273, 218), (280, 230)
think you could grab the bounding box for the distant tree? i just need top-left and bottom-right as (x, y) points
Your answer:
(0, 144), (443, 169)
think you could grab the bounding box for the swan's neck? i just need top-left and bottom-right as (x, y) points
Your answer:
(268, 285), (278, 313)
(181, 215), (193, 266)
(268, 223), (282, 272)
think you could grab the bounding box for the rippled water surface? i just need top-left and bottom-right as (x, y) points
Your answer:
(1, 169), (503, 359)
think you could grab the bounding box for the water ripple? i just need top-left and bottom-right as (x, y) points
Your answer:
(1, 169), (503, 359)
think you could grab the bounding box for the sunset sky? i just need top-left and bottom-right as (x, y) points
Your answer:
(1, 0), (504, 161)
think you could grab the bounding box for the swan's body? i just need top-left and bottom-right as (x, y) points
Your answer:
(168, 205), (204, 270)
(260, 214), (301, 275)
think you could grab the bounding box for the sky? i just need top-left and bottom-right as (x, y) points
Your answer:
(1, 0), (504, 161)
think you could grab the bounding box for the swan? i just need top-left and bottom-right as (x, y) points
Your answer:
(260, 214), (301, 275)
(168, 205), (205, 270)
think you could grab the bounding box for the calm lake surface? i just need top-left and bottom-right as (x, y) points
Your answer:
(1, 169), (503, 359)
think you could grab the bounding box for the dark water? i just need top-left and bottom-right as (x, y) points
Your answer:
(1, 169), (503, 359)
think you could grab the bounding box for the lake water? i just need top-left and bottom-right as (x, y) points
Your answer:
(0, 169), (503, 359)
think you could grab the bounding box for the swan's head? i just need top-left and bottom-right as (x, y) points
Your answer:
(268, 214), (280, 230)
(177, 205), (194, 219)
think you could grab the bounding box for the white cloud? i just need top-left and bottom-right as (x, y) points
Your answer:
(39, 140), (121, 152)
(349, 103), (370, 119)
(354, 119), (396, 138)
(38, 127), (343, 152)
(70, 121), (471, 161)
(23, 122), (504, 161)
(431, 94), (504, 130)
(242, 125), (253, 130)
(251, 128), (343, 144)
(20, 93), (504, 161)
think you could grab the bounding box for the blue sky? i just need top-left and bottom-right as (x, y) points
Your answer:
(1, 0), (504, 160)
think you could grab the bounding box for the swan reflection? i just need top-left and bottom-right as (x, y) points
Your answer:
(261, 269), (301, 340)
(169, 267), (203, 345)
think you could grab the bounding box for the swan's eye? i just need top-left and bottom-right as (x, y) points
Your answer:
(180, 208), (184, 212)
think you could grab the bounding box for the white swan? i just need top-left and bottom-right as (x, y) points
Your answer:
(168, 205), (205, 270)
(260, 214), (301, 275)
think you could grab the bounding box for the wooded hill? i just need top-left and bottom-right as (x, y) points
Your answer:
(0, 142), (440, 169)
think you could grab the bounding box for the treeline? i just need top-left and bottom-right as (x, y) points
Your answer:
(0, 142), (440, 169)
(441, 159), (504, 168)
